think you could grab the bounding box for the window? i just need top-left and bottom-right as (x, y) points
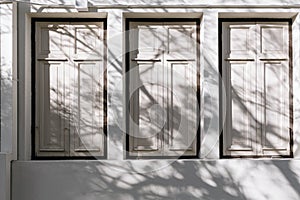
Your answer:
(33, 20), (106, 158)
(221, 20), (292, 157)
(126, 19), (200, 158)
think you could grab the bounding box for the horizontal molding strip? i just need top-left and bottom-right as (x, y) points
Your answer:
(37, 58), (68, 62)
(225, 58), (255, 61)
(9, 1), (300, 9)
(131, 58), (161, 62)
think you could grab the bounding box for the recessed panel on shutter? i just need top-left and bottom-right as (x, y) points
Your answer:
(165, 62), (197, 156)
(262, 62), (290, 155)
(134, 62), (163, 153)
(71, 62), (104, 157)
(226, 61), (257, 156)
(37, 62), (68, 155)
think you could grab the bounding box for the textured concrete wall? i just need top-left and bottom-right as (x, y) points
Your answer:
(12, 160), (300, 200)
(0, 153), (11, 200)
(0, 2), (14, 155)
(10, 1), (300, 200)
(0, 3), (15, 200)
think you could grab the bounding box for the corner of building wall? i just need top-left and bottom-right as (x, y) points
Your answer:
(0, 2), (19, 200)
(17, 1), (31, 161)
(0, 2), (13, 156)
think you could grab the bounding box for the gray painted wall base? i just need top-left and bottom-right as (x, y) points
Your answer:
(12, 160), (300, 200)
(0, 154), (11, 200)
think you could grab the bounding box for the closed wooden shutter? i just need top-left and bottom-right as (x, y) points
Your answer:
(35, 22), (105, 157)
(128, 21), (199, 157)
(222, 22), (291, 157)
(258, 23), (290, 156)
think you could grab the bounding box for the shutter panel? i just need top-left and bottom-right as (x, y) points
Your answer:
(129, 23), (165, 156)
(35, 23), (70, 156)
(223, 23), (257, 156)
(164, 23), (198, 156)
(258, 23), (290, 156)
(70, 23), (105, 157)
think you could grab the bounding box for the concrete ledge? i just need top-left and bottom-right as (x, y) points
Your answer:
(12, 159), (300, 200)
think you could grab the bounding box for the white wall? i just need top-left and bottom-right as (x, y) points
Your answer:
(0, 2), (15, 155)
(10, 1), (300, 200)
(0, 3), (16, 200)
(20, 1), (300, 159)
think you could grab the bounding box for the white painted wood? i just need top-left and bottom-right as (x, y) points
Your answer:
(134, 62), (162, 153)
(165, 62), (197, 155)
(223, 22), (290, 157)
(69, 23), (104, 157)
(35, 22), (105, 157)
(38, 61), (68, 154)
(70, 62), (104, 157)
(226, 61), (257, 156)
(164, 23), (198, 156)
(129, 21), (198, 157)
(35, 22), (70, 157)
(223, 23), (256, 156)
(129, 23), (164, 157)
(258, 23), (290, 156)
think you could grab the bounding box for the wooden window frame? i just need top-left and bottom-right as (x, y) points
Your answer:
(31, 18), (107, 160)
(219, 18), (293, 159)
(125, 18), (201, 159)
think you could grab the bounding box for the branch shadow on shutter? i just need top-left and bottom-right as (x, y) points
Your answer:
(220, 19), (292, 158)
(33, 19), (107, 159)
(126, 19), (201, 159)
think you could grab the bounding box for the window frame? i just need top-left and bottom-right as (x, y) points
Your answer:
(125, 18), (201, 159)
(31, 18), (108, 160)
(219, 18), (293, 159)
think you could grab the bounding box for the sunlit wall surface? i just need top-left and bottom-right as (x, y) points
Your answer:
(0, 1), (299, 200)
